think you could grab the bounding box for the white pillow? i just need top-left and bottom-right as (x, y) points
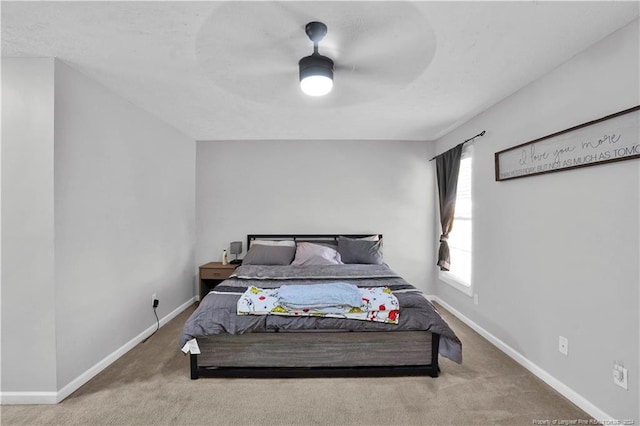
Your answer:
(250, 239), (296, 248)
(291, 242), (344, 266)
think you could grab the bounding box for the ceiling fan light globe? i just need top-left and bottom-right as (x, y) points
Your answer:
(300, 75), (333, 96)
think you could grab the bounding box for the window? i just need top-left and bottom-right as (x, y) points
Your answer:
(440, 145), (472, 293)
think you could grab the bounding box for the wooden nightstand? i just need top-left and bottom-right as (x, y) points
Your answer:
(199, 262), (238, 301)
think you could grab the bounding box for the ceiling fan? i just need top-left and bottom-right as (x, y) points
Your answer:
(298, 21), (334, 96)
(195, 2), (436, 105)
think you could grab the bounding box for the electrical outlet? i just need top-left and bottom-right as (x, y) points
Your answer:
(473, 294), (479, 305)
(151, 293), (157, 307)
(558, 336), (568, 356)
(613, 362), (628, 390)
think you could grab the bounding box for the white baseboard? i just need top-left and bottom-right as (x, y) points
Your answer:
(1, 297), (195, 405)
(429, 296), (615, 422)
(0, 392), (58, 405)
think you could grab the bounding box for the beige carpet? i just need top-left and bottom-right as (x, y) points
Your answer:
(1, 303), (590, 425)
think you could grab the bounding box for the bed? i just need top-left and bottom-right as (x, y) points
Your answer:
(180, 234), (462, 379)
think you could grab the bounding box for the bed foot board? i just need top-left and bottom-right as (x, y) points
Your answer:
(189, 332), (441, 379)
(189, 331), (441, 379)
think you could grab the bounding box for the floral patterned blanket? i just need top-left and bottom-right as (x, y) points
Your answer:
(237, 284), (400, 324)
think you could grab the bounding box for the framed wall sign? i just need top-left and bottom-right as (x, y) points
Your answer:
(495, 106), (639, 181)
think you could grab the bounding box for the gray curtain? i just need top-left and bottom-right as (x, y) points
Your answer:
(435, 143), (463, 271)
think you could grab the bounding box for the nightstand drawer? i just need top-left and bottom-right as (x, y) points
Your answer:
(198, 262), (238, 301)
(200, 268), (234, 280)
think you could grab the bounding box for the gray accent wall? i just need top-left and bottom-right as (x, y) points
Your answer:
(195, 139), (436, 294)
(1, 58), (196, 397)
(433, 20), (639, 420)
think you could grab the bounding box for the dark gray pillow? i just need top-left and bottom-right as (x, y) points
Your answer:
(337, 237), (383, 264)
(242, 244), (295, 265)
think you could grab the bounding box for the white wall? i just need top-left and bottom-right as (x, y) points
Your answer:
(53, 61), (196, 389)
(196, 140), (435, 294)
(433, 20), (639, 421)
(1, 58), (196, 400)
(1, 58), (58, 394)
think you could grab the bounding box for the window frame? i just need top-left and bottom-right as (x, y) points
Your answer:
(438, 144), (473, 297)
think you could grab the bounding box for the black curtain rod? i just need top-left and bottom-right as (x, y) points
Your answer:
(429, 130), (486, 161)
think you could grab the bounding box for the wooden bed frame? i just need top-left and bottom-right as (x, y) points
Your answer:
(189, 234), (441, 379)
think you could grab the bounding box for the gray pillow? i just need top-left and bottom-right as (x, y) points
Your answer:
(337, 237), (383, 264)
(242, 244), (295, 265)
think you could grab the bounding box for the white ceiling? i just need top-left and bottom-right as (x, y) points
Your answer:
(2, 1), (638, 141)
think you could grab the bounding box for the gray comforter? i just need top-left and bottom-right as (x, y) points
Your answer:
(180, 264), (462, 363)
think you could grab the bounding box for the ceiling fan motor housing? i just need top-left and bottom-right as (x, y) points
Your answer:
(299, 54), (334, 81)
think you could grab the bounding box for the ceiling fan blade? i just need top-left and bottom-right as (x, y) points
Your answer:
(335, 71), (401, 100)
(334, 64), (402, 91)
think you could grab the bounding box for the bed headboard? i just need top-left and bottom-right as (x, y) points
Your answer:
(247, 234), (382, 249)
